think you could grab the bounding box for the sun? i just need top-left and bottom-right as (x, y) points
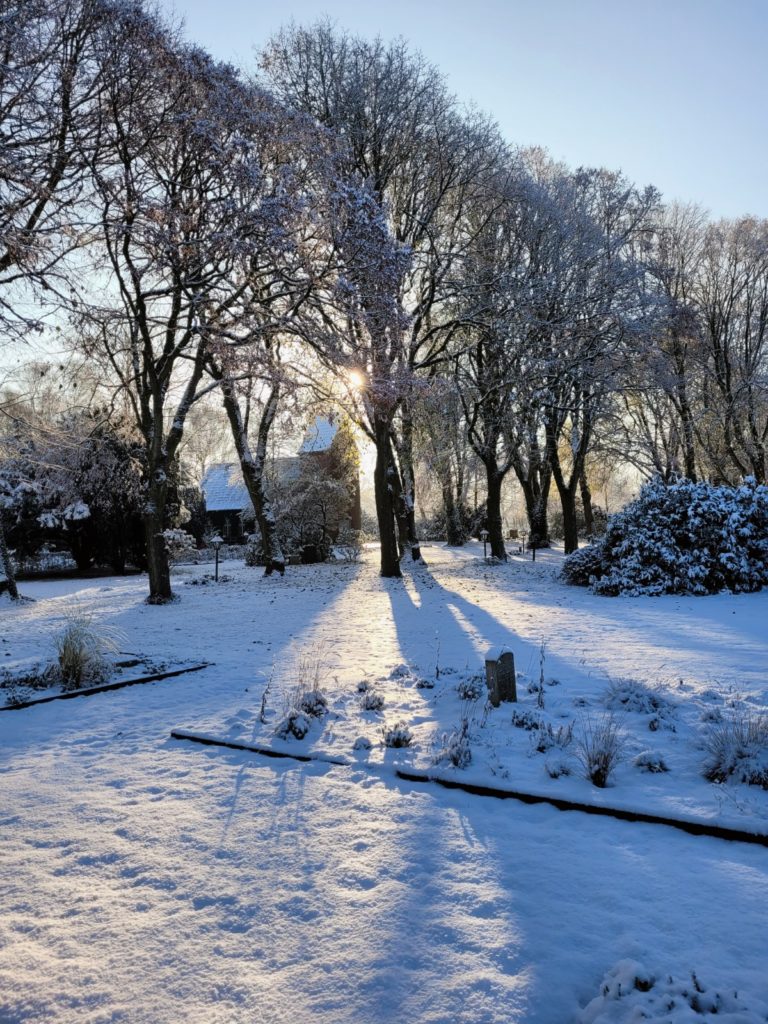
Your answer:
(348, 368), (366, 391)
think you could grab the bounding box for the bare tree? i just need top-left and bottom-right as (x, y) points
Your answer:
(261, 22), (505, 566)
(78, 11), (318, 600)
(416, 377), (476, 545)
(694, 217), (768, 482)
(0, 0), (106, 598)
(531, 167), (659, 553)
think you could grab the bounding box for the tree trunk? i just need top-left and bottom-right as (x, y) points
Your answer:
(530, 492), (550, 549)
(0, 520), (21, 601)
(396, 411), (423, 561)
(442, 473), (464, 546)
(374, 419), (402, 577)
(559, 486), (580, 555)
(485, 464), (507, 560)
(519, 469), (552, 549)
(512, 440), (552, 548)
(579, 471), (594, 539)
(219, 376), (285, 577)
(545, 407), (589, 555)
(144, 485), (173, 603)
(385, 436), (409, 559)
(679, 393), (697, 481)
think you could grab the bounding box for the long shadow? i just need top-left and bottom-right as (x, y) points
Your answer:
(409, 546), (768, 690)
(386, 561), (577, 684)
(465, 567), (768, 687)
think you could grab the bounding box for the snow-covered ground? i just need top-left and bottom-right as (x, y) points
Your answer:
(1, 544), (767, 1023)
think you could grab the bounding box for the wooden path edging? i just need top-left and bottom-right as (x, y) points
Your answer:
(170, 727), (768, 848)
(0, 663), (212, 712)
(170, 729), (351, 766)
(396, 768), (768, 848)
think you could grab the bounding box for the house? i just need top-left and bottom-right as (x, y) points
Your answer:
(201, 417), (361, 543)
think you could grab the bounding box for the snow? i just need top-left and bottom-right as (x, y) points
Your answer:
(1, 544), (767, 1023)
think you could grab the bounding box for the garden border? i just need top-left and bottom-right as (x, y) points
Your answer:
(170, 728), (350, 766)
(169, 728), (768, 848)
(0, 663), (212, 712)
(395, 768), (768, 847)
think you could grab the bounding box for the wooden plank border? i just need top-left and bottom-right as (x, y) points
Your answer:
(395, 768), (768, 848)
(170, 730), (768, 847)
(0, 663), (212, 712)
(170, 728), (351, 766)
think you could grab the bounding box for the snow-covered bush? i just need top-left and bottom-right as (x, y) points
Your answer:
(603, 679), (677, 728)
(532, 720), (573, 754)
(562, 477), (768, 596)
(545, 758), (571, 779)
(381, 720), (413, 748)
(575, 715), (623, 787)
(334, 527), (362, 562)
(359, 687), (385, 712)
(244, 535), (261, 567)
(702, 712), (768, 788)
(162, 528), (196, 563)
(457, 673), (485, 702)
(633, 750), (669, 773)
(274, 651), (329, 740)
(511, 708), (542, 731)
(433, 718), (472, 768)
(274, 710), (311, 740)
(296, 687), (328, 719)
(578, 959), (768, 1022)
(54, 611), (122, 692)
(274, 686), (328, 740)
(560, 543), (608, 587)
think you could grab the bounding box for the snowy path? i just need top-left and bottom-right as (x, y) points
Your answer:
(1, 548), (767, 1022)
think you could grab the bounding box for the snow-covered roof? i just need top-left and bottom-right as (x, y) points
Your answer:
(201, 459), (301, 512)
(299, 417), (338, 455)
(201, 464), (252, 513)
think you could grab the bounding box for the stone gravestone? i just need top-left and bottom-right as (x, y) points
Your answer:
(484, 646), (517, 707)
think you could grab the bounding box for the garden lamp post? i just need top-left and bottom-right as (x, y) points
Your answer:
(480, 528), (489, 559)
(211, 534), (223, 582)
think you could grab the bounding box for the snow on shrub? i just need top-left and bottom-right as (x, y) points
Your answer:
(457, 673), (486, 702)
(532, 720), (573, 754)
(603, 679), (677, 728)
(54, 610), (123, 692)
(702, 712), (768, 789)
(274, 650), (330, 740)
(359, 687), (385, 712)
(511, 708), (543, 731)
(381, 720), (413, 748)
(162, 528), (196, 563)
(274, 710), (311, 740)
(274, 687), (327, 740)
(432, 718), (472, 769)
(574, 714), (624, 788)
(633, 750), (669, 773)
(578, 959), (768, 1023)
(545, 758), (571, 779)
(334, 527), (362, 563)
(560, 543), (608, 587)
(562, 477), (768, 596)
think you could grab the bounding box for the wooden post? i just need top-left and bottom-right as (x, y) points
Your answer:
(484, 647), (517, 707)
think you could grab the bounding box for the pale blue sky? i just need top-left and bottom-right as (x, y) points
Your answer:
(169, 1), (765, 218)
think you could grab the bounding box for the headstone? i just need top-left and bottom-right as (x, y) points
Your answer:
(485, 646), (517, 707)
